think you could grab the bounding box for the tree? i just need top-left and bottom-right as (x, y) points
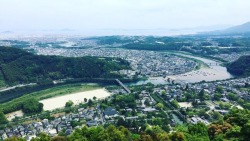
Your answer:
(198, 89), (206, 101)
(117, 117), (126, 127)
(71, 120), (80, 128)
(214, 93), (222, 101)
(210, 111), (222, 120)
(227, 93), (238, 101)
(224, 108), (250, 127)
(245, 82), (249, 87)
(172, 80), (175, 85)
(139, 132), (153, 141)
(144, 99), (150, 106)
(31, 133), (51, 141)
(51, 136), (68, 141)
(225, 125), (241, 139)
(208, 123), (232, 139)
(171, 100), (180, 109)
(171, 132), (186, 141)
(156, 133), (171, 141)
(93, 96), (97, 101)
(100, 125), (127, 141)
(161, 91), (166, 96)
(241, 120), (250, 140)
(65, 100), (74, 107)
(167, 78), (171, 83)
(22, 98), (43, 114)
(215, 86), (224, 94)
(185, 84), (189, 90)
(145, 125), (164, 139)
(84, 98), (88, 102)
(152, 118), (163, 126)
(5, 136), (26, 141)
(88, 99), (93, 106)
(39, 111), (54, 120)
(0, 111), (8, 125)
(156, 103), (164, 110)
(188, 122), (209, 140)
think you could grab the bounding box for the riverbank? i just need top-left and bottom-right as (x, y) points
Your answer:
(0, 83), (102, 114)
(167, 53), (233, 83)
(40, 88), (111, 110)
(5, 110), (24, 121)
(126, 51), (233, 85)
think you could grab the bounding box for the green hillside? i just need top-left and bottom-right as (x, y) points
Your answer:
(227, 55), (250, 76)
(0, 46), (129, 86)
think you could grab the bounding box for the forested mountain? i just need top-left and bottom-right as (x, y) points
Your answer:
(0, 46), (129, 86)
(227, 55), (250, 76)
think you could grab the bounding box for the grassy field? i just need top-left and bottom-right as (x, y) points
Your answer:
(36, 83), (101, 100)
(0, 83), (101, 112)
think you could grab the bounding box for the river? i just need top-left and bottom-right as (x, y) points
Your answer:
(127, 53), (233, 85)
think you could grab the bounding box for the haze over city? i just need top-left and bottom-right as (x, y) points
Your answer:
(2, 0), (250, 141)
(1, 0), (250, 35)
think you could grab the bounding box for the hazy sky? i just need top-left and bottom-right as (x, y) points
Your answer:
(0, 0), (250, 32)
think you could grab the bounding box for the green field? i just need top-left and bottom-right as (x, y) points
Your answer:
(0, 83), (101, 113)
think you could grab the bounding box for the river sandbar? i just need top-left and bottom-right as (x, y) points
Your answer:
(40, 88), (111, 111)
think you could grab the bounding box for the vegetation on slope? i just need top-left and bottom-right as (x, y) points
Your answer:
(0, 46), (129, 86)
(0, 111), (8, 125)
(227, 55), (250, 76)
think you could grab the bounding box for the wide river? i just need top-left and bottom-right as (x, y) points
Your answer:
(128, 53), (233, 85)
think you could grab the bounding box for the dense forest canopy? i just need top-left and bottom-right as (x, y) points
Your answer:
(0, 46), (129, 86)
(227, 55), (250, 76)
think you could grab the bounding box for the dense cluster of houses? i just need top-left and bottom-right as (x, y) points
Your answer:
(2, 76), (250, 140)
(0, 107), (118, 141)
(32, 48), (197, 77)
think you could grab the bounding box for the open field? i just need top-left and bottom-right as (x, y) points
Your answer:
(5, 110), (24, 121)
(178, 102), (193, 108)
(40, 88), (111, 110)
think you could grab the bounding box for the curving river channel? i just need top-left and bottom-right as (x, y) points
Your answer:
(128, 53), (233, 85)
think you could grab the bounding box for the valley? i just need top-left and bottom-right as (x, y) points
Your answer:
(1, 34), (250, 141)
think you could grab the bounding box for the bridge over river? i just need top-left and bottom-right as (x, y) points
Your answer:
(115, 79), (131, 93)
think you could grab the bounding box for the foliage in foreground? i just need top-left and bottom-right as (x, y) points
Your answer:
(4, 108), (250, 141)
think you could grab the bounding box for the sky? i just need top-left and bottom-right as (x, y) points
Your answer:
(0, 0), (250, 35)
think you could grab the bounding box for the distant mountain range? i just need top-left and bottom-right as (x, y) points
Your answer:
(225, 22), (250, 33)
(200, 22), (250, 35)
(1, 22), (249, 36)
(0, 31), (13, 34)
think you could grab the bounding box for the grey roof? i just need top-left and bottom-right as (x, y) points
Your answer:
(87, 120), (98, 127)
(103, 107), (118, 116)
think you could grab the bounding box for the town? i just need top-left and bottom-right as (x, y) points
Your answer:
(1, 75), (249, 140)
(32, 48), (197, 77)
